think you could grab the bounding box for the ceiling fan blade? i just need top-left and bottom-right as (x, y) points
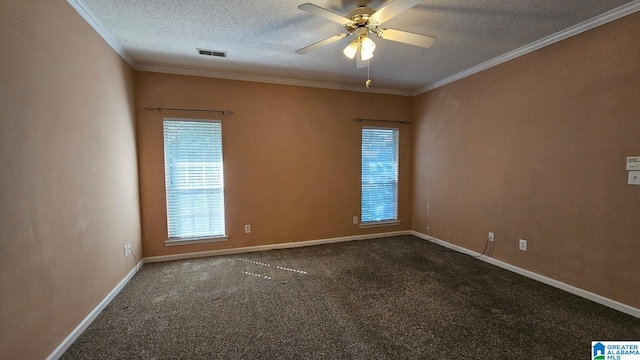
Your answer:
(296, 34), (349, 54)
(342, 0), (370, 7)
(377, 28), (436, 48)
(370, 0), (424, 24)
(298, 3), (351, 25)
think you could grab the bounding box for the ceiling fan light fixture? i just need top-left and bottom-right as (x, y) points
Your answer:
(361, 49), (374, 61)
(360, 36), (376, 53)
(296, 1), (437, 66)
(343, 39), (359, 59)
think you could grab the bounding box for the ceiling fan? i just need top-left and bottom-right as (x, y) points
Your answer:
(295, 0), (436, 68)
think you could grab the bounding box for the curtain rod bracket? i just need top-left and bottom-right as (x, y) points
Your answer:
(143, 106), (235, 116)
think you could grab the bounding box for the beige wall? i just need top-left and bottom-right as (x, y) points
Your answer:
(1, 1), (638, 357)
(135, 72), (413, 257)
(0, 1), (141, 359)
(412, 12), (640, 308)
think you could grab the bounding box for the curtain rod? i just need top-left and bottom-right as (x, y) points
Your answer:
(143, 106), (235, 116)
(354, 118), (411, 125)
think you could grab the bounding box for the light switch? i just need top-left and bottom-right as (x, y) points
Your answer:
(627, 157), (640, 171)
(519, 239), (527, 251)
(629, 171), (640, 185)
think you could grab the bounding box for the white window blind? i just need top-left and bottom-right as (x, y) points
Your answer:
(163, 120), (225, 239)
(361, 127), (399, 223)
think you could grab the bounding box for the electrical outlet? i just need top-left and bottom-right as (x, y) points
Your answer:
(124, 244), (129, 257)
(488, 232), (494, 242)
(244, 225), (251, 234)
(519, 239), (527, 251)
(353, 216), (358, 224)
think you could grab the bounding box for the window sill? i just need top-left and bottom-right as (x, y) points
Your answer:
(164, 236), (228, 247)
(359, 220), (401, 229)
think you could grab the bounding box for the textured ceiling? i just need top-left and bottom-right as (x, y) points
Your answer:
(79, 0), (636, 93)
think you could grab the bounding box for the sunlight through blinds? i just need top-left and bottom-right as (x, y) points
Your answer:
(361, 127), (399, 223)
(163, 120), (225, 239)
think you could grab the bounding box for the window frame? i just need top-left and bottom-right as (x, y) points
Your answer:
(162, 117), (228, 246)
(360, 126), (401, 228)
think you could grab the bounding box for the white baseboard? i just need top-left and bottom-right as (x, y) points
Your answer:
(49, 229), (638, 360)
(47, 230), (410, 358)
(144, 230), (412, 263)
(410, 230), (640, 319)
(46, 260), (144, 360)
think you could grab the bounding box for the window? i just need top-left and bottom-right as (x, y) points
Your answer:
(163, 119), (225, 242)
(361, 127), (399, 225)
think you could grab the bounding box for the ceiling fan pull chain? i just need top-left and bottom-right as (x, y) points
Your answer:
(366, 60), (372, 88)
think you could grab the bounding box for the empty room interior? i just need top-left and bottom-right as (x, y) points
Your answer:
(1, 0), (640, 359)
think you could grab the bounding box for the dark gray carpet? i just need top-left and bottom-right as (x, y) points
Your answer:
(62, 235), (640, 359)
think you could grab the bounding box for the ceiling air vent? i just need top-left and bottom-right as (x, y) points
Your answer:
(197, 48), (227, 58)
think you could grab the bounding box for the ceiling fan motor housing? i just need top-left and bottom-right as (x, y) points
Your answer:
(344, 6), (379, 33)
(295, 1), (437, 59)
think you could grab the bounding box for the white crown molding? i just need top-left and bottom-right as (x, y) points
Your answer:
(68, 0), (639, 97)
(66, 0), (136, 67)
(136, 63), (413, 96)
(66, 0), (409, 96)
(412, 0), (640, 96)
(409, 231), (640, 319)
